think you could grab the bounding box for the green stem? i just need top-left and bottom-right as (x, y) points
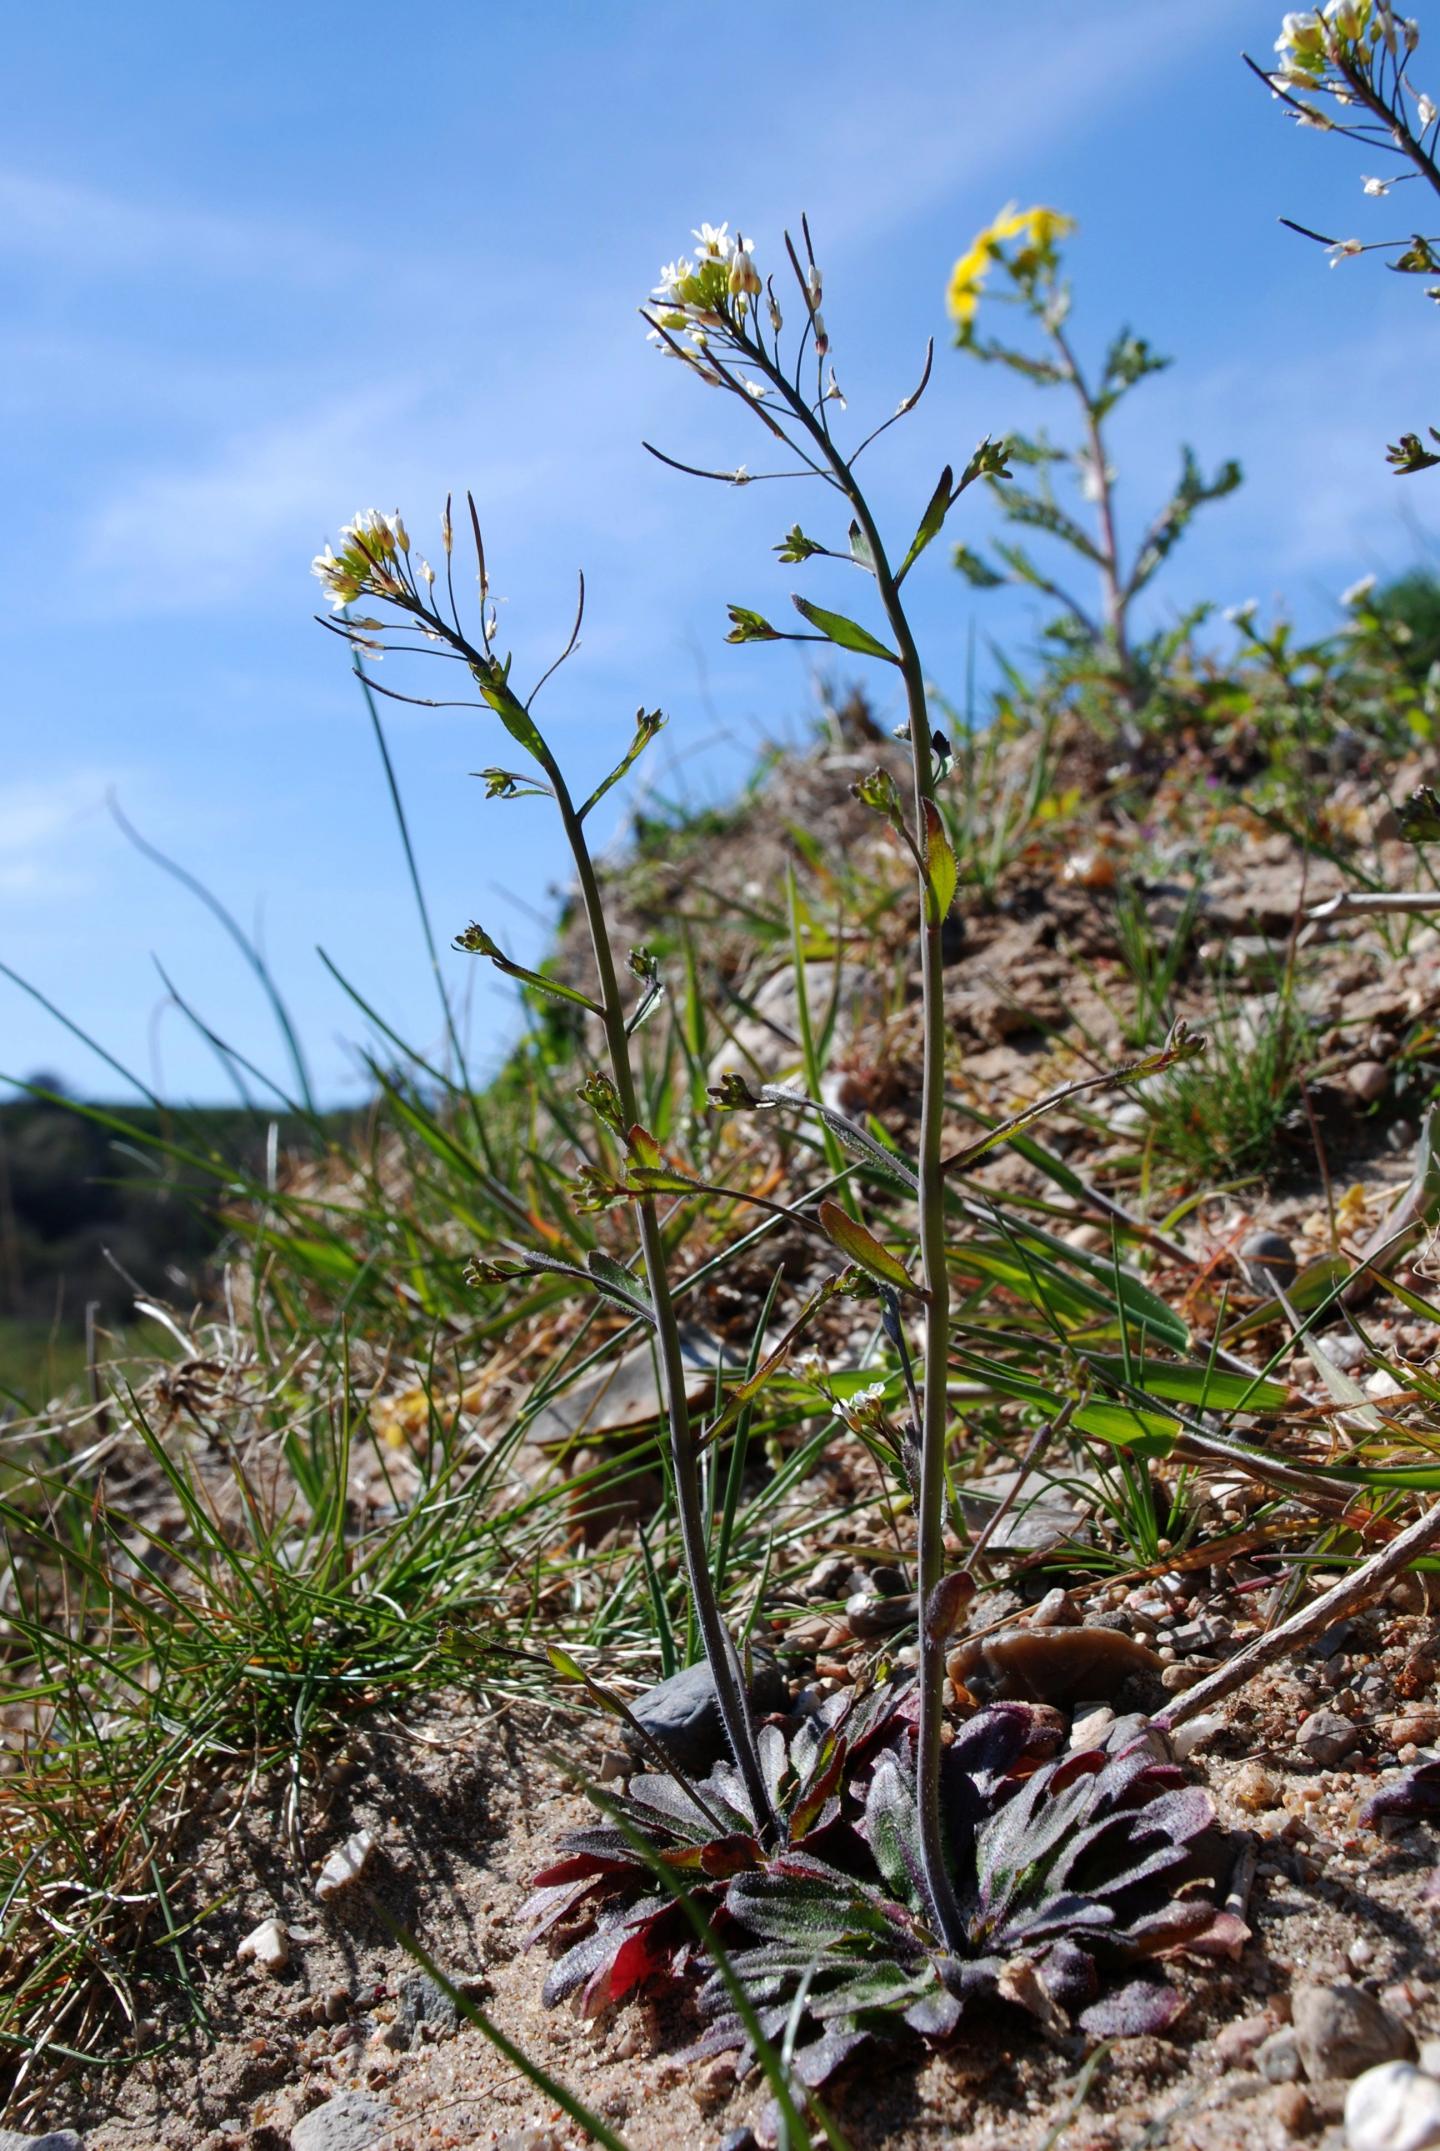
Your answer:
(1050, 321), (1131, 688)
(743, 343), (964, 1947)
(541, 749), (778, 1842)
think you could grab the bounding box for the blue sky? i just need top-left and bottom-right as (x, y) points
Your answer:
(5, 0), (1438, 1105)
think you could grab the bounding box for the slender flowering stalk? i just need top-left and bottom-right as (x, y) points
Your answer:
(1250, 4), (1440, 467)
(311, 505), (778, 1841)
(641, 217), (1006, 1947)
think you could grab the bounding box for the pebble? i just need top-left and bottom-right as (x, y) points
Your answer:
(1029, 1588), (1081, 1628)
(1235, 1761), (1285, 1811)
(1349, 1061), (1391, 1105)
(0, 2135), (86, 2150)
(1216, 2014), (1276, 2066)
(625, 1654), (787, 1772)
(237, 1917), (291, 1975)
(1241, 1230), (1298, 1295)
(1294, 1981), (1414, 2083)
(1259, 2027), (1304, 2083)
(1173, 1713), (1225, 1761)
(290, 2094), (392, 2151)
(1345, 2061), (1440, 2150)
(1069, 1706), (1117, 1752)
(1299, 1709), (1359, 1769)
(314, 1831), (378, 1904)
(1273, 2083), (1313, 2135)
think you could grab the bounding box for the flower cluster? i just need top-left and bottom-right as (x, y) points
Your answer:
(311, 507), (438, 614)
(946, 204), (1075, 330)
(1274, 1), (1417, 86)
(643, 217), (835, 410)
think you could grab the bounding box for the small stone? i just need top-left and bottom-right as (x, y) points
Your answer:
(1241, 1230), (1298, 1295)
(0, 2135), (86, 2151)
(1069, 1706), (1116, 1753)
(1161, 1664), (1205, 1692)
(1216, 2013), (1275, 2066)
(1348, 1061), (1390, 1105)
(290, 2093), (391, 2151)
(1029, 1588), (1081, 1629)
(1235, 1760), (1285, 1810)
(625, 1654), (787, 1773)
(237, 1918), (291, 1975)
(1294, 1981), (1413, 2084)
(1299, 1710), (1359, 1769)
(1260, 2027), (1304, 2083)
(1173, 1713), (1225, 1761)
(314, 1830), (378, 1904)
(1273, 2082), (1313, 2135)
(321, 1986), (351, 2024)
(1345, 2061), (1440, 2150)
(845, 1587), (916, 1637)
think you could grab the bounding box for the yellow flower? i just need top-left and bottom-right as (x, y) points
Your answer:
(946, 204), (1074, 327)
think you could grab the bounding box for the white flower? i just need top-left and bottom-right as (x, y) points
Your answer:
(417, 557), (435, 586)
(1405, 16), (1421, 51)
(806, 264), (823, 307)
(812, 309), (828, 355)
(1341, 572), (1377, 606)
(1276, 8), (1322, 53)
(731, 466), (750, 485)
(311, 545), (359, 610)
(767, 292), (783, 334)
(1327, 235), (1364, 262)
(1362, 173), (1391, 192)
(825, 366), (846, 407)
(1225, 598), (1259, 626)
(653, 257), (693, 300)
(1418, 90), (1437, 126)
(692, 221), (733, 259)
(741, 377), (770, 399)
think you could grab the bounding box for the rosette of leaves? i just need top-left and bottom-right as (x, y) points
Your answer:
(524, 1684), (1240, 2100)
(521, 1679), (914, 2016)
(692, 1706), (1239, 2107)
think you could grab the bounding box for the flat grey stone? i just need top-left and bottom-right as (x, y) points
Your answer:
(626, 1653), (788, 1773)
(956, 1468), (1087, 1556)
(291, 2093), (390, 2151)
(0, 2134), (84, 2151)
(524, 1326), (726, 1448)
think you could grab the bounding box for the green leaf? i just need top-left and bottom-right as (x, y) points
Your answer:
(454, 924), (603, 1014)
(473, 662), (547, 760)
(1082, 1357), (1289, 1413)
(1072, 1402), (1180, 1455)
(816, 1199), (925, 1298)
(922, 801), (957, 919)
(791, 596), (898, 665)
(548, 1644), (588, 1683)
(952, 543), (1005, 589)
(775, 524), (826, 565)
(726, 604), (781, 644)
(848, 519), (877, 573)
(578, 708), (666, 821)
(897, 466), (953, 584)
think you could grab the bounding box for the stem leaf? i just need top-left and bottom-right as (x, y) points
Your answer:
(816, 1199), (926, 1298)
(791, 596), (899, 666)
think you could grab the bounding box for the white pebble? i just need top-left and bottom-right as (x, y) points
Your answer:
(315, 1829), (378, 1903)
(1172, 1713), (1224, 1761)
(236, 1916), (290, 1974)
(1346, 2062), (1440, 2151)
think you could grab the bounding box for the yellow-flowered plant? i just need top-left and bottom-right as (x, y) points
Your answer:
(945, 203), (1075, 330)
(946, 209), (1240, 707)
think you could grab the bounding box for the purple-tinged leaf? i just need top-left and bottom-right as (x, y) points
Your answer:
(1078, 1978), (1185, 2039)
